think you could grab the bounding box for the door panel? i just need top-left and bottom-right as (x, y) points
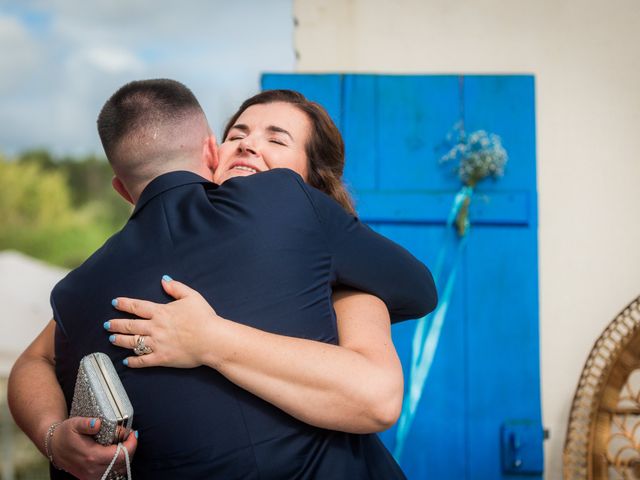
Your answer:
(376, 75), (461, 191)
(375, 223), (467, 480)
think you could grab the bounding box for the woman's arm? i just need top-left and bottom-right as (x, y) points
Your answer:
(108, 279), (403, 433)
(8, 321), (67, 454)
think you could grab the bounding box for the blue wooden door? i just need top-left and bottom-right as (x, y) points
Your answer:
(262, 74), (542, 479)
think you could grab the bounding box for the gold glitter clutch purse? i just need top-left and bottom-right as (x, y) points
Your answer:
(70, 352), (134, 445)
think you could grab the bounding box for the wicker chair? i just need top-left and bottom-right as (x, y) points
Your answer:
(564, 295), (640, 479)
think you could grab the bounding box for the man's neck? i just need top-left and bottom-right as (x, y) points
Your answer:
(128, 166), (213, 204)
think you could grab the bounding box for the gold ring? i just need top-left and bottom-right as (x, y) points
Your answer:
(133, 335), (153, 355)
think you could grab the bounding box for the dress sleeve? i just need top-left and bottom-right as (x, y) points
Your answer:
(50, 288), (68, 338)
(298, 176), (438, 323)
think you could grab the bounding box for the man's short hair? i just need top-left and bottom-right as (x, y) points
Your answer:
(97, 79), (210, 193)
(97, 78), (203, 160)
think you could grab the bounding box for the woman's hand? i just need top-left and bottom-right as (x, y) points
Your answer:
(50, 417), (137, 480)
(107, 276), (220, 368)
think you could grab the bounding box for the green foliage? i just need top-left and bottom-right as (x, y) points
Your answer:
(0, 159), (71, 226)
(0, 150), (131, 268)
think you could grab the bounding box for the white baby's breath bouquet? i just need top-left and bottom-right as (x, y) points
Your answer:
(439, 121), (508, 235)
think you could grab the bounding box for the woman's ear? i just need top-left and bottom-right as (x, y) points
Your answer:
(112, 176), (134, 204)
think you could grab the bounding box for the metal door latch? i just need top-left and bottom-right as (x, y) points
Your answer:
(501, 420), (544, 475)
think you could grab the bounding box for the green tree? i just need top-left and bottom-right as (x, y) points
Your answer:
(0, 156), (72, 228)
(0, 152), (130, 268)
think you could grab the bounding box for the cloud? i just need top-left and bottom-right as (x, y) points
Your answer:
(81, 46), (144, 74)
(0, 0), (295, 155)
(0, 14), (40, 92)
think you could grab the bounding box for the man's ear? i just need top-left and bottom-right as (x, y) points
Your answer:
(112, 176), (134, 205)
(205, 134), (219, 171)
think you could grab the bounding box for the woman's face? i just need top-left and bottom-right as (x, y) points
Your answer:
(213, 102), (311, 185)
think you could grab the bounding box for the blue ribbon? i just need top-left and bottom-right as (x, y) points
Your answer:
(393, 186), (473, 462)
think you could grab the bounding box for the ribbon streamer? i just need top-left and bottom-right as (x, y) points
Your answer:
(394, 186), (473, 462)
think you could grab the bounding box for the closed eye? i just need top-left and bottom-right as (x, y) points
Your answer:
(226, 124), (250, 141)
(269, 139), (287, 146)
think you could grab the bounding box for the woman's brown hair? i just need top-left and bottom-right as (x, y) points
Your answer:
(222, 90), (355, 215)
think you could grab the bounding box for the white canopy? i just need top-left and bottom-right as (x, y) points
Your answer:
(0, 250), (68, 377)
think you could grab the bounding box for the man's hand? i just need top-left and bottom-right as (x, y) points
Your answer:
(50, 417), (138, 480)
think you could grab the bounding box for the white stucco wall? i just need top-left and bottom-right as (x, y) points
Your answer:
(293, 0), (640, 477)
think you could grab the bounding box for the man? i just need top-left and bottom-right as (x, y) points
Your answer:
(8, 79), (436, 479)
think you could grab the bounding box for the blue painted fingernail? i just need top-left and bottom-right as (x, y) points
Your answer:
(134, 430), (139, 439)
(90, 418), (97, 428)
(122, 358), (129, 366)
(111, 298), (118, 307)
(103, 321), (110, 330)
(109, 334), (116, 343)
(162, 275), (172, 282)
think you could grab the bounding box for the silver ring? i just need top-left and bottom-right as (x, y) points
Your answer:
(133, 335), (153, 356)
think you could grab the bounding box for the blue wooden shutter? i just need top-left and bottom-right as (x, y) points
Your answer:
(262, 74), (542, 479)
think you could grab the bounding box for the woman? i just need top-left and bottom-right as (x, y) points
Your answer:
(104, 90), (435, 477)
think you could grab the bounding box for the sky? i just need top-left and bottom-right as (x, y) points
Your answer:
(0, 0), (295, 156)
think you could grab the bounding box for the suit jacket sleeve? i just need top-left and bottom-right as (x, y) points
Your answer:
(294, 173), (438, 323)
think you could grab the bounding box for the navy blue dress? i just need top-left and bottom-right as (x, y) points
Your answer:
(52, 169), (437, 479)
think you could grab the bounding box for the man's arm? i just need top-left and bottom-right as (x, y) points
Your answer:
(297, 173), (438, 322)
(8, 320), (137, 479)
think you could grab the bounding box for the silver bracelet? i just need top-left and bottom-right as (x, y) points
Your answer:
(44, 421), (64, 470)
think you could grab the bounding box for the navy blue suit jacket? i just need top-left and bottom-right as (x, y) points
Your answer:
(52, 169), (437, 479)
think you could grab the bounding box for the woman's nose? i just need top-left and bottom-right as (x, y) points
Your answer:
(239, 139), (257, 155)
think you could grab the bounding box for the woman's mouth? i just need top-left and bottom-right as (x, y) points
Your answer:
(233, 165), (258, 173)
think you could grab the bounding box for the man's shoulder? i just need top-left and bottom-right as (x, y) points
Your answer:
(215, 169), (312, 206)
(51, 230), (122, 291)
(222, 169), (353, 225)
(222, 168), (305, 192)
